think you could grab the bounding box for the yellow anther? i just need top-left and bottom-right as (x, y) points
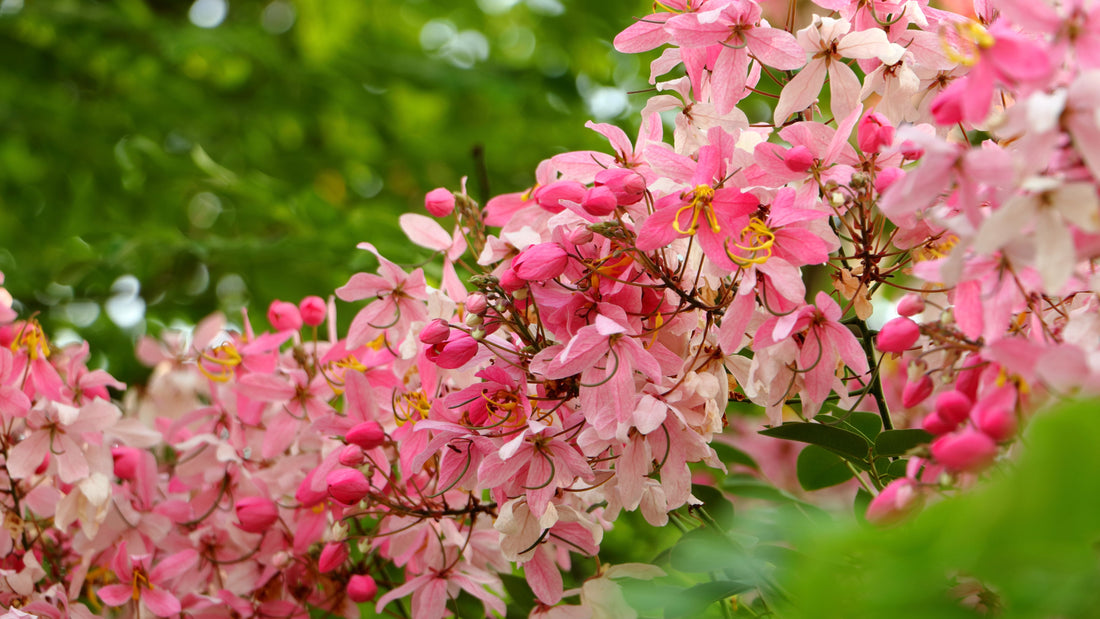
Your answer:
(726, 218), (776, 266)
(672, 185), (721, 235)
(395, 390), (432, 426)
(196, 343), (242, 383)
(942, 20), (994, 67)
(11, 319), (49, 361)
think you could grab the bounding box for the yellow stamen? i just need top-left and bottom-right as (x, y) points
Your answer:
(395, 390), (431, 426)
(11, 319), (49, 361)
(942, 21), (994, 67)
(196, 342), (242, 383)
(672, 185), (720, 236)
(726, 218), (776, 266)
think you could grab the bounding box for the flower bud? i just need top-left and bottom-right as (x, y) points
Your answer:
(877, 317), (920, 353)
(464, 313), (483, 328)
(534, 180), (585, 213)
(931, 428), (998, 473)
(498, 268), (525, 293)
(326, 468), (371, 505)
(419, 319), (451, 345)
(112, 446), (142, 481)
(338, 444), (366, 467)
(295, 470), (328, 507)
(857, 111), (895, 153)
(934, 391), (972, 426)
(348, 574), (378, 603)
(896, 294), (925, 317)
(428, 334), (479, 369)
(874, 167), (904, 193)
(512, 243), (569, 282)
(566, 225), (594, 245)
(595, 168), (645, 205)
(921, 412), (955, 436)
(865, 478), (920, 525)
(902, 374), (933, 408)
(899, 141), (924, 161)
(581, 185), (617, 217)
(299, 296), (327, 327)
(465, 293), (488, 315)
(346, 421), (386, 450)
(318, 542), (349, 573)
(973, 405), (1016, 443)
(424, 187), (455, 217)
(235, 496), (280, 533)
(784, 145), (815, 173)
(267, 300), (303, 332)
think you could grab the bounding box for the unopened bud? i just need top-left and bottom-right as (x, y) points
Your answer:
(877, 317), (921, 353)
(424, 187), (455, 217)
(326, 468), (371, 505)
(318, 542), (349, 573)
(267, 300), (303, 332)
(348, 574), (378, 603)
(235, 496), (280, 533)
(299, 296), (327, 327)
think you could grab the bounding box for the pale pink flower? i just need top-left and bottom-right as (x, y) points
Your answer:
(336, 242), (429, 350)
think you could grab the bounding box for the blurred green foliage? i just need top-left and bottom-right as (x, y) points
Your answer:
(0, 0), (652, 381)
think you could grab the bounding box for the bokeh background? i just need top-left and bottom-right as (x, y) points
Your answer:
(0, 0), (657, 382)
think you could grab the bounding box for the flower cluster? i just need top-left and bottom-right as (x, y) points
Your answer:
(5, 0), (1100, 616)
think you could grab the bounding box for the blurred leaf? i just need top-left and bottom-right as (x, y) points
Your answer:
(670, 527), (745, 573)
(796, 445), (855, 491)
(665, 580), (754, 619)
(711, 442), (760, 471)
(817, 410), (883, 441)
(692, 484), (736, 528)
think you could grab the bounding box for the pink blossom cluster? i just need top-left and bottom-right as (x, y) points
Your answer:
(4, 0), (1100, 616)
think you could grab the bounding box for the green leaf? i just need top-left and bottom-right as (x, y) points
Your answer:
(670, 527), (744, 573)
(797, 445), (856, 491)
(665, 581), (755, 618)
(711, 442), (761, 471)
(499, 573), (535, 616)
(759, 422), (871, 461)
(693, 484), (736, 528)
(874, 429), (933, 456)
(819, 410), (883, 441)
(853, 488), (873, 524)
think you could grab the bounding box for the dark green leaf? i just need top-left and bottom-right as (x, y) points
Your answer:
(796, 445), (855, 491)
(853, 488), (873, 524)
(499, 573), (535, 616)
(665, 581), (755, 618)
(759, 422), (871, 461)
(818, 410), (883, 441)
(873, 428), (933, 456)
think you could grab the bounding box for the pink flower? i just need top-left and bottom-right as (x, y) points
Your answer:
(96, 542), (198, 617)
(512, 243), (570, 281)
(865, 478), (922, 525)
(327, 468), (371, 505)
(336, 242), (429, 350)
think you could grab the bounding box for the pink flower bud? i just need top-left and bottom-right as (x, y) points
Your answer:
(931, 428), (998, 473)
(112, 446), (142, 481)
(973, 405), (1016, 443)
(428, 334), (479, 369)
(326, 468), (371, 505)
(930, 79), (967, 126)
(424, 187), (455, 217)
(955, 355), (984, 400)
(865, 478), (920, 525)
(318, 542), (349, 573)
(595, 168), (645, 205)
(534, 180), (585, 213)
(784, 145), (815, 173)
(921, 412), (955, 436)
(267, 300), (302, 332)
(348, 574), (378, 603)
(902, 374), (934, 408)
(935, 391), (972, 426)
(338, 444), (366, 467)
(235, 496), (279, 533)
(346, 421), (386, 450)
(465, 293), (488, 315)
(299, 296), (327, 327)
(877, 317), (920, 353)
(566, 226), (594, 245)
(419, 319), (451, 345)
(499, 268), (525, 293)
(857, 112), (895, 153)
(899, 141), (924, 161)
(896, 294), (925, 317)
(512, 243), (569, 281)
(581, 186), (617, 217)
(296, 470), (328, 507)
(874, 167), (904, 193)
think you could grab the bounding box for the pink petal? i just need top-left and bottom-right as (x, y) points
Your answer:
(774, 59), (826, 124)
(399, 214), (452, 251)
(747, 27), (806, 70)
(142, 588), (182, 617)
(96, 584), (134, 607)
(613, 16), (670, 53)
(526, 546), (564, 606)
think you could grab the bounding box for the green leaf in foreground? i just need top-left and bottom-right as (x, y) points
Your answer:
(796, 444), (855, 490)
(775, 398), (1100, 619)
(759, 422), (871, 461)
